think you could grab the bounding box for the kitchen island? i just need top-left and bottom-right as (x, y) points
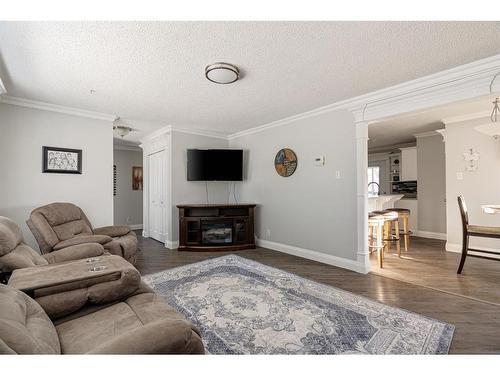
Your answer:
(368, 194), (404, 212)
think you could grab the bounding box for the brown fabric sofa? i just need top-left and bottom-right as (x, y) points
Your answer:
(0, 216), (105, 272)
(27, 202), (138, 264)
(0, 283), (205, 354)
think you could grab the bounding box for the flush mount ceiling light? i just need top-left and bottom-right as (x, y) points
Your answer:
(205, 62), (240, 84)
(113, 118), (133, 138)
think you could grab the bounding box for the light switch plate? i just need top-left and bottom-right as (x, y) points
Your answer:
(314, 156), (325, 166)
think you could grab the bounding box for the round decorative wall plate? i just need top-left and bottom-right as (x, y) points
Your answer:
(274, 148), (298, 177)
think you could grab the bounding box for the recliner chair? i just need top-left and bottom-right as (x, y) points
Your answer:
(0, 283), (205, 354)
(0, 216), (105, 272)
(27, 202), (138, 264)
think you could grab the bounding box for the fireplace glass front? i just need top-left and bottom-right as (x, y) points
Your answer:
(201, 222), (233, 245)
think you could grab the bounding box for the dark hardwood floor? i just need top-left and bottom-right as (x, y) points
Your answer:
(370, 236), (500, 306)
(135, 233), (500, 354)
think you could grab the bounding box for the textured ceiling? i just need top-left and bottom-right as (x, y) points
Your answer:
(1, 21), (500, 137)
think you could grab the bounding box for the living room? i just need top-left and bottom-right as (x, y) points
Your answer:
(1, 1), (500, 373)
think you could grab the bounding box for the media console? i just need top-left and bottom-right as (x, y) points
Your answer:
(177, 204), (256, 251)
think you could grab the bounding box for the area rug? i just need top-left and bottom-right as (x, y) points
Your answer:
(143, 255), (454, 354)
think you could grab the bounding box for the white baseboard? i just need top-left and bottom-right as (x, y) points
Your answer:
(129, 224), (143, 230)
(412, 230), (447, 241)
(256, 238), (369, 274)
(165, 240), (179, 249)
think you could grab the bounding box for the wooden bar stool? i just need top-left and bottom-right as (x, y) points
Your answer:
(368, 212), (386, 268)
(390, 208), (411, 252)
(372, 210), (401, 258)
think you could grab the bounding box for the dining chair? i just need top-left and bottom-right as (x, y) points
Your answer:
(457, 195), (500, 274)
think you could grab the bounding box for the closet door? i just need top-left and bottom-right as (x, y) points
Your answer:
(148, 149), (166, 242)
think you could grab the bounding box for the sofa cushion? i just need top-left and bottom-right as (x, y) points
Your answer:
(0, 243), (48, 272)
(42, 243), (105, 264)
(52, 221), (93, 242)
(0, 284), (60, 354)
(36, 203), (83, 226)
(32, 203), (93, 242)
(53, 235), (112, 250)
(55, 292), (197, 354)
(26, 214), (60, 254)
(0, 216), (24, 256)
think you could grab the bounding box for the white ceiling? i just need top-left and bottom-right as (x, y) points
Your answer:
(368, 94), (496, 149)
(1, 21), (500, 139)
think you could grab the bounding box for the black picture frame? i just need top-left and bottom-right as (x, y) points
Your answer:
(42, 146), (82, 174)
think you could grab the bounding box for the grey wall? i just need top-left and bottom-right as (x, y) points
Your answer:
(416, 134), (446, 234)
(445, 116), (500, 251)
(229, 108), (358, 261)
(170, 131), (230, 241)
(113, 149), (143, 227)
(0, 103), (113, 250)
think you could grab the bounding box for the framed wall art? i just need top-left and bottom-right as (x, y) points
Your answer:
(42, 146), (82, 174)
(132, 166), (143, 190)
(274, 148), (298, 177)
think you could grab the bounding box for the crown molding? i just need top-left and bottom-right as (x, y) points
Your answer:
(0, 95), (117, 122)
(140, 125), (172, 144)
(228, 54), (500, 139)
(140, 124), (229, 144)
(171, 126), (229, 140)
(227, 101), (352, 140)
(414, 130), (443, 138)
(113, 144), (142, 152)
(441, 110), (491, 125)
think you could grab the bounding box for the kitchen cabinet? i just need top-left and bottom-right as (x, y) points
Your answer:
(400, 147), (417, 181)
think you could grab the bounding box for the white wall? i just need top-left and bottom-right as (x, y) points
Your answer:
(229, 108), (358, 262)
(0, 103), (113, 250)
(445, 116), (500, 252)
(416, 133), (446, 236)
(113, 148), (143, 227)
(170, 131), (229, 242)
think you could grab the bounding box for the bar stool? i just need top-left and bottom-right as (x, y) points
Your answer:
(368, 212), (386, 268)
(372, 210), (401, 258)
(389, 208), (411, 252)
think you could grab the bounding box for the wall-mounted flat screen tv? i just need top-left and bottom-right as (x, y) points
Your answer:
(187, 149), (243, 181)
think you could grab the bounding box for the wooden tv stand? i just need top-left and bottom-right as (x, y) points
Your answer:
(177, 204), (256, 251)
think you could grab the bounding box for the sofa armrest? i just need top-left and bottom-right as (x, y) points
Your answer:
(86, 319), (205, 354)
(8, 255), (141, 319)
(42, 243), (106, 264)
(93, 225), (131, 237)
(53, 235), (113, 250)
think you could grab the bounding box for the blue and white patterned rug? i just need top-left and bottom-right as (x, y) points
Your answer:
(143, 255), (454, 354)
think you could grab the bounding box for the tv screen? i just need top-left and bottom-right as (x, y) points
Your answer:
(187, 149), (243, 181)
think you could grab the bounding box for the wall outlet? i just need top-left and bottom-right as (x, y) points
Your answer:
(335, 170), (341, 179)
(456, 172), (464, 180)
(126, 217), (131, 224)
(265, 228), (271, 239)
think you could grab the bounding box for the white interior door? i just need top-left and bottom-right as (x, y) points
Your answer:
(148, 149), (166, 242)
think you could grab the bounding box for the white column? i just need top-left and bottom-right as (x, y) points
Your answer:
(355, 121), (370, 273)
